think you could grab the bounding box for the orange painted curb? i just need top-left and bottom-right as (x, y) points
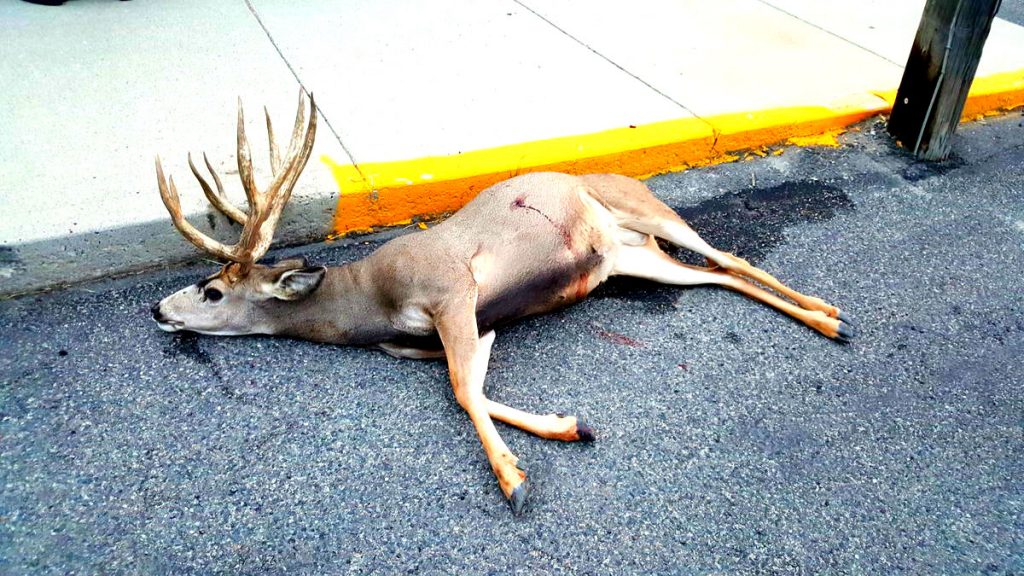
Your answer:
(324, 68), (1024, 237)
(323, 117), (715, 235)
(961, 68), (1024, 120)
(874, 68), (1024, 121)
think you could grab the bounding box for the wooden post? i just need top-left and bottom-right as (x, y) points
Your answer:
(887, 0), (1002, 160)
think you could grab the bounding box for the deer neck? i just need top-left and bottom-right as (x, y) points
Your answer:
(261, 261), (394, 345)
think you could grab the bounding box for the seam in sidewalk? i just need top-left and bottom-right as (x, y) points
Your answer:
(242, 0), (367, 182)
(756, 0), (905, 68)
(514, 0), (711, 129)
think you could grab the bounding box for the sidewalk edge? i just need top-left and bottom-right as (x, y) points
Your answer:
(327, 68), (1024, 237)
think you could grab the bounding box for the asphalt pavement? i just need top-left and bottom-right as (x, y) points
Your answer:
(2, 113), (1023, 574)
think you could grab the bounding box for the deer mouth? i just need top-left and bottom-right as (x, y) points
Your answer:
(155, 319), (184, 332)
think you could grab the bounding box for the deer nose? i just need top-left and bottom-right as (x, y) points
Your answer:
(151, 302), (164, 321)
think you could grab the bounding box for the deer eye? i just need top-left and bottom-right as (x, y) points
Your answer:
(205, 287), (223, 302)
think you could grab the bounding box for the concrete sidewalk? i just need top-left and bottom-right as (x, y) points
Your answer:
(2, 0), (1024, 297)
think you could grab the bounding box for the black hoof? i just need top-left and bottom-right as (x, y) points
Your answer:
(509, 482), (529, 515)
(836, 321), (856, 343)
(838, 310), (853, 325)
(576, 420), (596, 442)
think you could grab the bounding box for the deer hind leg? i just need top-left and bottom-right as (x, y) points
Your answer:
(580, 174), (851, 329)
(434, 302), (529, 513)
(612, 241), (854, 341)
(644, 218), (850, 322)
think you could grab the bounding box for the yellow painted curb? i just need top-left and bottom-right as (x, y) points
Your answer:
(705, 92), (887, 158)
(324, 68), (1023, 237)
(322, 117), (715, 235)
(960, 68), (1024, 120)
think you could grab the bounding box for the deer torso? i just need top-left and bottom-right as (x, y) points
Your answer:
(332, 172), (623, 350)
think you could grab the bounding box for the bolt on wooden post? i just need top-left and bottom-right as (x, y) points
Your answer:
(887, 0), (1002, 161)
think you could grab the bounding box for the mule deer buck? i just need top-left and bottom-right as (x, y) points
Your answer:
(152, 90), (854, 513)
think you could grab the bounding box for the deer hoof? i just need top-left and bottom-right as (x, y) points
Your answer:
(576, 420), (596, 442)
(835, 321), (856, 343)
(509, 481), (530, 515)
(837, 310), (853, 325)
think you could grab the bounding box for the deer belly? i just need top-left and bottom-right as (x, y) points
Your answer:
(476, 249), (610, 330)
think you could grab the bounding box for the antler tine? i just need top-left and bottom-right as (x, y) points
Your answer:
(203, 152), (233, 213)
(155, 156), (239, 262)
(265, 106), (283, 176)
(188, 152), (248, 225)
(269, 91), (316, 213)
(236, 98), (261, 213)
(282, 91), (318, 194)
(235, 90), (318, 262)
(282, 88), (308, 166)
(269, 90), (314, 205)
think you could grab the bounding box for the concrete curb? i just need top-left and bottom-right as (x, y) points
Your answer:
(2, 68), (1022, 299)
(324, 68), (1024, 237)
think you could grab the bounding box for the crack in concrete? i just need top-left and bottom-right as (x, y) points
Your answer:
(755, 0), (904, 68)
(242, 0), (367, 183)
(514, 0), (715, 133)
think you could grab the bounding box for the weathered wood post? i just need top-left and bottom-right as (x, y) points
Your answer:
(887, 0), (1002, 160)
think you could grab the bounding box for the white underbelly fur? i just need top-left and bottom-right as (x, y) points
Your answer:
(577, 187), (638, 291)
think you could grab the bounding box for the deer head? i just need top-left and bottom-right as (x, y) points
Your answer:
(151, 90), (325, 335)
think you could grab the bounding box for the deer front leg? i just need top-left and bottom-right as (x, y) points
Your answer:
(434, 299), (529, 514)
(486, 400), (595, 442)
(378, 341), (594, 441)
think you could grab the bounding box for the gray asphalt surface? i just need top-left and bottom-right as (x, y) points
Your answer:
(3, 113), (1024, 574)
(999, 0), (1024, 26)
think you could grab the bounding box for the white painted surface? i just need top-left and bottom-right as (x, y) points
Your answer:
(0, 0), (345, 246)
(247, 0), (689, 163)
(762, 0), (1024, 78)
(981, 19), (1024, 76)
(520, 0), (903, 117)
(759, 0), (925, 66)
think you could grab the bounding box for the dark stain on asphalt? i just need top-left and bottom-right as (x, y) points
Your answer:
(901, 153), (965, 183)
(161, 332), (227, 387)
(590, 276), (679, 314)
(162, 332), (212, 366)
(673, 180), (855, 265)
(0, 245), (20, 264)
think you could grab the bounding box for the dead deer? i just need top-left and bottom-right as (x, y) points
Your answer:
(152, 90), (854, 514)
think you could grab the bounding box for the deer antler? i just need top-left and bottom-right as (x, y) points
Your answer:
(155, 89), (317, 266)
(188, 152), (247, 226)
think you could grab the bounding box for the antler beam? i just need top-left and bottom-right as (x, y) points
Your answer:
(154, 89), (317, 265)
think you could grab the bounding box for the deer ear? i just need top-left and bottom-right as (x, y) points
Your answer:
(270, 266), (326, 301)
